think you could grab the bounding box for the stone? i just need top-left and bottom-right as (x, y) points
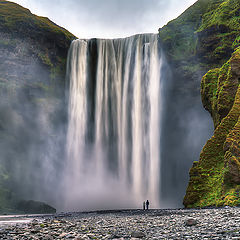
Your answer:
(185, 218), (198, 226)
(59, 232), (68, 238)
(131, 231), (146, 238)
(16, 200), (56, 214)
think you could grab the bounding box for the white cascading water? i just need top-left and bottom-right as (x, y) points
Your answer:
(64, 34), (162, 211)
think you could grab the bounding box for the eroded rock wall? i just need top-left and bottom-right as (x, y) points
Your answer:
(184, 48), (240, 207)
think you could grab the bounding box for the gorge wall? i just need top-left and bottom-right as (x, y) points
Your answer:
(0, 0), (75, 212)
(182, 0), (240, 208)
(159, 0), (240, 207)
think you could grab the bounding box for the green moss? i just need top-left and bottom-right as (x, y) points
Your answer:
(159, 0), (210, 62)
(159, 0), (240, 82)
(197, 0), (240, 32)
(0, 0), (74, 41)
(196, 0), (240, 63)
(197, 162), (224, 207)
(38, 52), (53, 67)
(184, 48), (240, 208)
(201, 68), (219, 118)
(232, 36), (240, 49)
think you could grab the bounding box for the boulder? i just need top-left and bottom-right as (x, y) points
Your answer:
(16, 200), (56, 214)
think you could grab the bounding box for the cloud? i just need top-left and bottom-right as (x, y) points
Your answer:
(10, 0), (197, 38)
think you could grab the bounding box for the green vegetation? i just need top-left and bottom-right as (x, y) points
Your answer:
(0, 0), (74, 41)
(0, 0), (75, 213)
(198, 0), (240, 32)
(159, 0), (210, 61)
(0, 0), (75, 92)
(159, 0), (240, 77)
(201, 68), (219, 126)
(197, 0), (240, 62)
(159, 0), (240, 208)
(38, 52), (53, 67)
(184, 48), (240, 208)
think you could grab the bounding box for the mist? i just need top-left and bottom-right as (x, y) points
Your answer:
(10, 0), (197, 38)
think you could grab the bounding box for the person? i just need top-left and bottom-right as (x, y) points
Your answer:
(146, 200), (149, 210)
(143, 201), (146, 210)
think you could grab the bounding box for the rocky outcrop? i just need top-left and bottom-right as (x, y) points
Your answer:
(0, 0), (75, 94)
(158, 0), (240, 205)
(16, 200), (56, 214)
(184, 47), (240, 208)
(159, 0), (240, 86)
(182, 0), (240, 208)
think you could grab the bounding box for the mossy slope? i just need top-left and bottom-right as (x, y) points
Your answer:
(159, 0), (240, 82)
(184, 47), (240, 208)
(0, 0), (75, 213)
(159, 0), (240, 207)
(0, 0), (76, 93)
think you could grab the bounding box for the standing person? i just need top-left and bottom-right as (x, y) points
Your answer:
(146, 200), (149, 210)
(143, 201), (146, 210)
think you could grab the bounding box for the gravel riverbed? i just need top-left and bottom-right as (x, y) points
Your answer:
(1, 207), (240, 239)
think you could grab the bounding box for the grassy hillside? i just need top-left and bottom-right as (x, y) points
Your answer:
(0, 0), (73, 40)
(0, 0), (75, 213)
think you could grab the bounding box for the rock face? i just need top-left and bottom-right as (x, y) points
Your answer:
(184, 48), (240, 208)
(182, 0), (240, 208)
(159, 0), (240, 91)
(159, 0), (240, 208)
(158, 0), (240, 206)
(0, 0), (75, 213)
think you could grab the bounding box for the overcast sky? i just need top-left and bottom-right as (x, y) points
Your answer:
(10, 0), (197, 38)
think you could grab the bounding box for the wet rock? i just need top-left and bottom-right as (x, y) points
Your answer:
(16, 200), (56, 214)
(131, 231), (146, 238)
(30, 228), (40, 233)
(59, 232), (68, 238)
(185, 218), (198, 226)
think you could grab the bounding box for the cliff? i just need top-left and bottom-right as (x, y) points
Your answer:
(0, 0), (75, 213)
(159, 0), (240, 90)
(167, 0), (240, 207)
(184, 47), (240, 208)
(158, 0), (240, 207)
(0, 0), (75, 93)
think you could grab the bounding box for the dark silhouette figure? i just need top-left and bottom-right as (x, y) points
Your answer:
(146, 200), (149, 210)
(143, 201), (146, 210)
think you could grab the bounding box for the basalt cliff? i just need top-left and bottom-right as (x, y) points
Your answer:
(161, 0), (240, 207)
(0, 0), (75, 213)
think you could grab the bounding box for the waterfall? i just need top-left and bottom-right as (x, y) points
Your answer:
(64, 34), (163, 211)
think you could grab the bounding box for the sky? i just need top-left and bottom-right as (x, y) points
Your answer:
(10, 0), (198, 39)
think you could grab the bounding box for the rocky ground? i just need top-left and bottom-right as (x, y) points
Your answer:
(1, 207), (240, 239)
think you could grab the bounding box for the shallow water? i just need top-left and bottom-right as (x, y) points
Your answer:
(0, 214), (51, 226)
